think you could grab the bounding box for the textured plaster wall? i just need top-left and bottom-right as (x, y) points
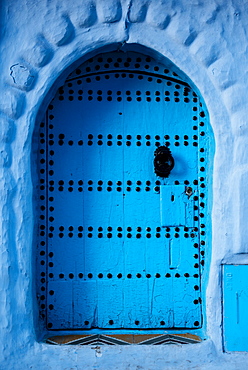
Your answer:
(1, 0), (248, 368)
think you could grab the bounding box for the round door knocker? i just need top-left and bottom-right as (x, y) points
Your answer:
(154, 146), (174, 178)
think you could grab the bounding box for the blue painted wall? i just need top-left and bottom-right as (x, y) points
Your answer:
(1, 0), (248, 368)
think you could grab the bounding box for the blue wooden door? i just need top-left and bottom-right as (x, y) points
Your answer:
(37, 51), (208, 331)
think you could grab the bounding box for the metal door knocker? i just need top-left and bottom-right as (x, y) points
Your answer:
(154, 146), (174, 178)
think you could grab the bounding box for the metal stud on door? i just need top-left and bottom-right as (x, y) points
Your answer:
(36, 51), (208, 332)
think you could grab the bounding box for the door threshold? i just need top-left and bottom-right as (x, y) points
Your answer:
(46, 333), (201, 345)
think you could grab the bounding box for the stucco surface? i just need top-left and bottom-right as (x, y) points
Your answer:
(1, 0), (248, 368)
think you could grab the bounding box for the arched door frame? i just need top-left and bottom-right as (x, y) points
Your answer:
(32, 41), (216, 343)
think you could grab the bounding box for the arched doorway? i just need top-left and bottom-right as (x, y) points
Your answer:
(35, 46), (211, 340)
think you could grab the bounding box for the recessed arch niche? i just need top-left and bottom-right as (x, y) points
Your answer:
(33, 44), (213, 343)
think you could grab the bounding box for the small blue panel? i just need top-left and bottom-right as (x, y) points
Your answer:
(223, 265), (248, 351)
(160, 185), (195, 227)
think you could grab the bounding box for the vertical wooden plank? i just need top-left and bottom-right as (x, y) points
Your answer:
(73, 281), (97, 328)
(147, 277), (174, 328)
(97, 279), (124, 328)
(124, 278), (150, 328)
(47, 281), (73, 329)
(172, 277), (201, 328)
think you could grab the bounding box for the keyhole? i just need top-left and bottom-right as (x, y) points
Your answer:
(186, 186), (193, 197)
(171, 194), (175, 202)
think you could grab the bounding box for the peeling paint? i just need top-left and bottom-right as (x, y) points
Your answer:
(10, 63), (35, 91)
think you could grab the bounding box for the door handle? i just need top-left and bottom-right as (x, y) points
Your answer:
(154, 146), (174, 178)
